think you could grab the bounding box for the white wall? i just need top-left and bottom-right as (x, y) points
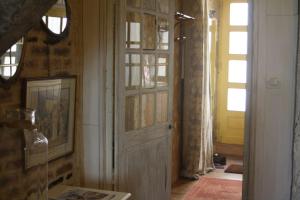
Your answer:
(83, 0), (101, 188)
(251, 0), (298, 199)
(82, 0), (114, 190)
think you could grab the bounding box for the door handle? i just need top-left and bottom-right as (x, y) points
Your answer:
(168, 124), (173, 130)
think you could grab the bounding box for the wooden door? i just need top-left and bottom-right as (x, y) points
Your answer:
(115, 0), (174, 199)
(216, 0), (248, 145)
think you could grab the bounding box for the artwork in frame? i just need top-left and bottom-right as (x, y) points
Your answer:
(24, 76), (76, 161)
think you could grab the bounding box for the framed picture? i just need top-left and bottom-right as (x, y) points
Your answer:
(24, 76), (76, 161)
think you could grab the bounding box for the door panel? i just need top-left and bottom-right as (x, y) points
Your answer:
(115, 0), (174, 199)
(120, 138), (169, 200)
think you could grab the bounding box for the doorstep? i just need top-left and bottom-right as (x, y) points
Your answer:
(49, 185), (131, 200)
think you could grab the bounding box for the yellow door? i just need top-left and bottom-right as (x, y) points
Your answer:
(216, 0), (248, 145)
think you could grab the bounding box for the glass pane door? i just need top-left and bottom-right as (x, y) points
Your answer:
(124, 0), (171, 132)
(216, 0), (248, 145)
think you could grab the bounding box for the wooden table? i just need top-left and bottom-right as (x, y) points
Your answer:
(49, 185), (131, 200)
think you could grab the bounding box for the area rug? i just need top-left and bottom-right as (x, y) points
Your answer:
(183, 177), (242, 200)
(225, 164), (243, 174)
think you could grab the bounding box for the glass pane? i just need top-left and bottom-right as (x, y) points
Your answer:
(10, 57), (16, 64)
(158, 0), (169, 13)
(229, 32), (248, 54)
(157, 55), (168, 87)
(156, 92), (168, 123)
(157, 18), (169, 50)
(144, 0), (156, 10)
(228, 60), (247, 83)
(125, 95), (140, 131)
(125, 54), (141, 90)
(141, 94), (155, 127)
(4, 67), (10, 76)
(11, 45), (17, 52)
(43, 0), (67, 34)
(42, 16), (46, 24)
(11, 66), (17, 75)
(0, 38), (23, 79)
(4, 57), (10, 64)
(126, 12), (142, 49)
(142, 54), (155, 88)
(62, 17), (67, 31)
(143, 14), (156, 50)
(127, 0), (141, 8)
(230, 3), (248, 26)
(48, 16), (61, 34)
(227, 88), (246, 112)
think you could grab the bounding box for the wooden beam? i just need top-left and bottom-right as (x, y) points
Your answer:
(0, 0), (57, 55)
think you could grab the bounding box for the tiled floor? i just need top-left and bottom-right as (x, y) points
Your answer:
(171, 157), (243, 200)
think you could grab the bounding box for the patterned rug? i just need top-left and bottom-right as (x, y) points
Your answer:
(183, 177), (242, 200)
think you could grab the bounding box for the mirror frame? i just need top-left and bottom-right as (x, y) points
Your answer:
(40, 0), (71, 44)
(0, 37), (26, 89)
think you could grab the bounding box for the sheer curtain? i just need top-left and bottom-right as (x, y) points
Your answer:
(181, 0), (214, 179)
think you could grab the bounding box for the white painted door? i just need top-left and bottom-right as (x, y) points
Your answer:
(115, 0), (174, 199)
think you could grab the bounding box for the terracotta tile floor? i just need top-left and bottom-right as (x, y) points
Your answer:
(171, 158), (243, 200)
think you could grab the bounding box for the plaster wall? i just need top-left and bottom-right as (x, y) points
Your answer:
(251, 0), (298, 199)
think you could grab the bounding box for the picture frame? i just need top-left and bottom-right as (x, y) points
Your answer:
(24, 76), (76, 162)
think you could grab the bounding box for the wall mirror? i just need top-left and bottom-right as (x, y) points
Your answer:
(0, 37), (24, 86)
(41, 0), (70, 43)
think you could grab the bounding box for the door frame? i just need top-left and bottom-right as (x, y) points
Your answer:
(242, 0), (254, 198)
(82, 0), (116, 189)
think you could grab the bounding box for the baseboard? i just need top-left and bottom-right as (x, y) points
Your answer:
(214, 142), (244, 158)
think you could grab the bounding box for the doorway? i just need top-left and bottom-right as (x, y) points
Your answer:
(213, 0), (248, 181)
(215, 0), (248, 146)
(172, 0), (250, 199)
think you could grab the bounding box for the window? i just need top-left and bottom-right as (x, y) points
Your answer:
(229, 32), (248, 54)
(228, 60), (247, 83)
(0, 38), (23, 78)
(42, 0), (68, 35)
(42, 16), (68, 34)
(227, 88), (246, 111)
(230, 3), (248, 26)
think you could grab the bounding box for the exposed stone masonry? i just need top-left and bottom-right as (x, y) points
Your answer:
(0, 0), (83, 199)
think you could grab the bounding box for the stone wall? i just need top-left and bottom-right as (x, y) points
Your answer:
(0, 0), (83, 197)
(0, 127), (48, 200)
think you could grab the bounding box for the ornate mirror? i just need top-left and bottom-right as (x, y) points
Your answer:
(0, 38), (24, 86)
(41, 0), (70, 43)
